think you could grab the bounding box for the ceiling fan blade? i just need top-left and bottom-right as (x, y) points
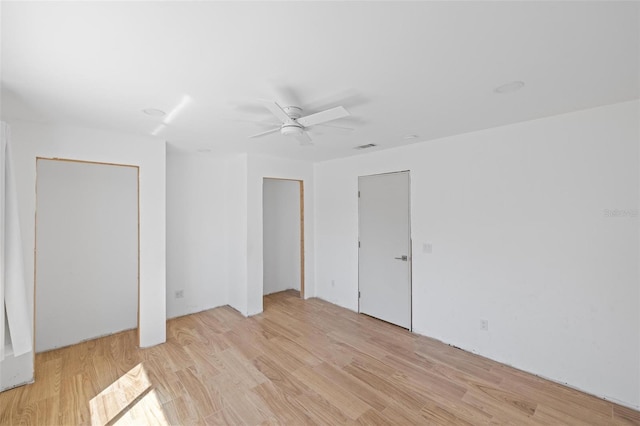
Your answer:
(302, 89), (367, 113)
(296, 131), (313, 146)
(297, 106), (350, 127)
(249, 127), (281, 138)
(259, 99), (291, 123)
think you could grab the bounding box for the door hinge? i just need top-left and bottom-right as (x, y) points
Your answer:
(358, 291), (361, 298)
(358, 190), (360, 198)
(358, 241), (361, 248)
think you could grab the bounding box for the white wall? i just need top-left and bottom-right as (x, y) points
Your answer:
(224, 154), (249, 315)
(8, 121), (167, 352)
(166, 153), (228, 318)
(166, 152), (313, 318)
(314, 100), (640, 409)
(35, 160), (138, 352)
(246, 154), (314, 315)
(263, 179), (301, 295)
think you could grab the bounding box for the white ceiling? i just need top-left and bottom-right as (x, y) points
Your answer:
(2, 1), (638, 162)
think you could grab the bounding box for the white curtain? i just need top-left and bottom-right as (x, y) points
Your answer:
(1, 122), (32, 361)
(1, 123), (5, 362)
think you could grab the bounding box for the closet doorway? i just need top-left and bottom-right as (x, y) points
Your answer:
(34, 158), (139, 352)
(262, 178), (304, 298)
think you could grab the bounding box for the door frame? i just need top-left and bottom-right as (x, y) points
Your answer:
(357, 170), (412, 330)
(262, 177), (305, 298)
(33, 157), (141, 361)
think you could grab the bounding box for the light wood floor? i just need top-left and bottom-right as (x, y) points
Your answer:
(1, 290), (638, 425)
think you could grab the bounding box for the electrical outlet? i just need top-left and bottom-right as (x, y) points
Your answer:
(175, 290), (184, 299)
(423, 243), (432, 253)
(480, 319), (489, 331)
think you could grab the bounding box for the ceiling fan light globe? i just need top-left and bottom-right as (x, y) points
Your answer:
(281, 124), (304, 136)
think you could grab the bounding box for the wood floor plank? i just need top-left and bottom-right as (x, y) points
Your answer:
(0, 388), (18, 425)
(182, 342), (222, 378)
(114, 389), (168, 425)
(285, 389), (354, 425)
(343, 360), (426, 411)
(214, 384), (276, 425)
(89, 363), (152, 425)
(313, 361), (388, 412)
(252, 353), (314, 398)
(614, 403), (640, 425)
(269, 335), (323, 368)
(251, 381), (314, 424)
(222, 329), (265, 360)
(419, 401), (478, 426)
(1, 289), (637, 425)
(59, 373), (94, 425)
(34, 395), (61, 426)
(461, 383), (539, 424)
(499, 377), (615, 424)
(214, 347), (269, 389)
(161, 395), (199, 425)
(380, 401), (432, 424)
(293, 365), (372, 420)
(355, 408), (390, 425)
(174, 366), (220, 419)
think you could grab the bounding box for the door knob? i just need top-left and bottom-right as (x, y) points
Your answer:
(394, 255), (408, 261)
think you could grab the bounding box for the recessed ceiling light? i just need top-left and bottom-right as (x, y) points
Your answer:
(403, 135), (419, 140)
(494, 81), (525, 94)
(196, 148), (212, 153)
(142, 108), (166, 117)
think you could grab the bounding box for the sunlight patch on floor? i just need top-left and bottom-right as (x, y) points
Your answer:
(90, 363), (168, 426)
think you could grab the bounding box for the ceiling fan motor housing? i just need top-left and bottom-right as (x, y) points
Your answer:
(283, 106), (302, 118)
(280, 106), (304, 136)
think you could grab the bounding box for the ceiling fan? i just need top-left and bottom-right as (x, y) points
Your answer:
(249, 100), (352, 145)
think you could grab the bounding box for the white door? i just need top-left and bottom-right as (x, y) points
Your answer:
(358, 171), (411, 329)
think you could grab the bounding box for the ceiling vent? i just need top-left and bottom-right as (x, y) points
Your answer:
(354, 143), (377, 150)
